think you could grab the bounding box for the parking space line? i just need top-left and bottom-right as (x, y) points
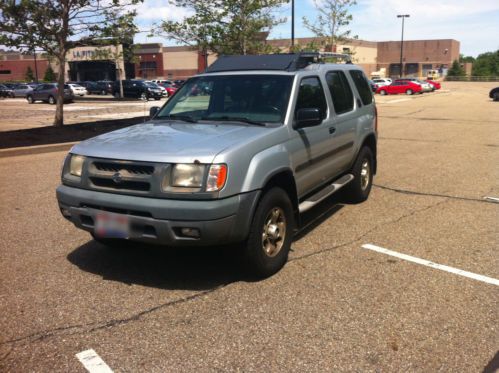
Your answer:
(484, 196), (499, 203)
(75, 349), (113, 373)
(361, 244), (499, 286)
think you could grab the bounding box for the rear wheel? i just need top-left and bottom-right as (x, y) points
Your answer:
(406, 89), (413, 95)
(48, 95), (56, 104)
(140, 92), (148, 101)
(493, 92), (499, 101)
(100, 89), (106, 95)
(27, 95), (34, 104)
(380, 90), (387, 95)
(114, 92), (121, 99)
(243, 187), (294, 278)
(344, 147), (374, 203)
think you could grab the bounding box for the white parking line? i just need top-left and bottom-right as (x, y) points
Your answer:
(361, 244), (499, 286)
(484, 196), (499, 203)
(75, 349), (113, 373)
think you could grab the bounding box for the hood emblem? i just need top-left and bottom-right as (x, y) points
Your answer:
(112, 172), (123, 184)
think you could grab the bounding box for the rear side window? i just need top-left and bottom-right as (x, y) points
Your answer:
(349, 70), (373, 105)
(295, 77), (327, 119)
(325, 71), (354, 114)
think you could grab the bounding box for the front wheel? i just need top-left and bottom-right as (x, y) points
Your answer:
(379, 90), (387, 95)
(243, 187), (295, 278)
(406, 89), (413, 95)
(48, 95), (56, 104)
(140, 92), (148, 101)
(493, 92), (499, 101)
(27, 95), (34, 104)
(114, 92), (121, 99)
(344, 147), (374, 203)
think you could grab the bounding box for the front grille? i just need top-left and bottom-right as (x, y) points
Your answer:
(93, 162), (154, 175)
(90, 177), (150, 191)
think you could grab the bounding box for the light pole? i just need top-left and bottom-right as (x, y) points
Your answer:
(397, 14), (409, 78)
(291, 0), (295, 50)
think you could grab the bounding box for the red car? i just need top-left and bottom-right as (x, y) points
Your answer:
(158, 83), (177, 97)
(425, 80), (441, 89)
(376, 81), (422, 95)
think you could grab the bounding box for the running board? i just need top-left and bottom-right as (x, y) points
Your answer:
(298, 174), (354, 213)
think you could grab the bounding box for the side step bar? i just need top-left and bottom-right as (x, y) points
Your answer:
(298, 174), (354, 213)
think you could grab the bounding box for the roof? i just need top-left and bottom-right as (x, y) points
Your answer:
(204, 53), (352, 74)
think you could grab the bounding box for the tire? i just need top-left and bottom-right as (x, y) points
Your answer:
(100, 90), (106, 95)
(406, 89), (413, 95)
(48, 95), (56, 104)
(114, 92), (120, 99)
(380, 90), (387, 95)
(493, 92), (499, 101)
(154, 97), (161, 101)
(140, 92), (148, 101)
(344, 147), (374, 204)
(242, 187), (294, 278)
(27, 95), (34, 104)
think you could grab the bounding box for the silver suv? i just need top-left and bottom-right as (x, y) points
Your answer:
(56, 53), (377, 277)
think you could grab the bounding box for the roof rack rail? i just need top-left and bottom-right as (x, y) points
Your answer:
(204, 52), (352, 74)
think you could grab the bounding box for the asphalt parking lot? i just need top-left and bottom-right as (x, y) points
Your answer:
(0, 82), (498, 372)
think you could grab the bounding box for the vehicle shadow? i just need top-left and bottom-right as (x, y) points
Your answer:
(67, 194), (346, 291)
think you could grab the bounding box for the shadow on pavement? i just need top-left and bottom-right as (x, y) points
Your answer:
(66, 195), (345, 291)
(0, 116), (145, 149)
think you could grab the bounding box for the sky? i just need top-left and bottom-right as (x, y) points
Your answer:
(133, 0), (499, 57)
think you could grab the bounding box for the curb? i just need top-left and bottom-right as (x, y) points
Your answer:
(0, 141), (77, 158)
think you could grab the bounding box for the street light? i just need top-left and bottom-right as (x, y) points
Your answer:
(397, 14), (410, 78)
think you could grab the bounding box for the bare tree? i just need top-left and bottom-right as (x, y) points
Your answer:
(0, 0), (141, 126)
(302, 0), (357, 52)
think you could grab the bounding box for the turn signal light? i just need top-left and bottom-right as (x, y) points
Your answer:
(206, 164), (227, 192)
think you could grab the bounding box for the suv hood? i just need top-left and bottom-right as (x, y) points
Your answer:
(70, 121), (274, 163)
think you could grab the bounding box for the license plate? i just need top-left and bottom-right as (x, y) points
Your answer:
(94, 212), (130, 239)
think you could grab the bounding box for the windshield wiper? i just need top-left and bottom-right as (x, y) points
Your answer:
(161, 114), (198, 123)
(202, 116), (266, 127)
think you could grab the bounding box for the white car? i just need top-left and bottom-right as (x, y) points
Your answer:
(372, 78), (392, 87)
(68, 84), (86, 96)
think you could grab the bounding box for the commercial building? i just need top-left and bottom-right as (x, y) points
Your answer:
(0, 37), (460, 83)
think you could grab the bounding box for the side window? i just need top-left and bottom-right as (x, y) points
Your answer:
(349, 70), (373, 105)
(325, 71), (354, 114)
(295, 77), (327, 119)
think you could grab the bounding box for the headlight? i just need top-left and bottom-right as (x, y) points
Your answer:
(69, 154), (85, 177)
(171, 164), (204, 187)
(206, 164), (227, 191)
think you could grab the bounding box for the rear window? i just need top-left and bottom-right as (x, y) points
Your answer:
(326, 71), (354, 114)
(349, 70), (373, 106)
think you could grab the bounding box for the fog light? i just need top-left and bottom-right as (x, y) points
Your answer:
(61, 208), (71, 218)
(180, 227), (200, 238)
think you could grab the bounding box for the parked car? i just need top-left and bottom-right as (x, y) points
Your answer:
(489, 87), (499, 101)
(174, 79), (186, 87)
(376, 81), (422, 95)
(368, 80), (378, 92)
(372, 78), (392, 87)
(68, 83), (87, 96)
(97, 80), (114, 95)
(26, 83), (74, 104)
(425, 80), (441, 90)
(56, 53), (377, 278)
(145, 81), (168, 97)
(158, 82), (178, 97)
(395, 78), (432, 93)
(11, 83), (34, 97)
(0, 84), (14, 97)
(112, 80), (163, 100)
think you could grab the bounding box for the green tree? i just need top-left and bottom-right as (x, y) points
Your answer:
(43, 65), (56, 82)
(471, 50), (499, 77)
(302, 0), (358, 52)
(25, 66), (35, 82)
(459, 54), (475, 63)
(447, 60), (466, 76)
(157, 0), (286, 56)
(0, 0), (141, 126)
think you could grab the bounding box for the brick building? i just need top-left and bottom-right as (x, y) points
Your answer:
(0, 52), (50, 82)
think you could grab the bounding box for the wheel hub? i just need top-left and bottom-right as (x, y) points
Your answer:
(261, 207), (286, 257)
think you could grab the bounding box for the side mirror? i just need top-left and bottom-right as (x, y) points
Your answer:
(294, 108), (322, 129)
(149, 106), (160, 118)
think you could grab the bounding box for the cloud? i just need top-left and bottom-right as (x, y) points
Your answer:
(134, 0), (192, 22)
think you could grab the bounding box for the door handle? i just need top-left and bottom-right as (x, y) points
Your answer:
(329, 127), (336, 134)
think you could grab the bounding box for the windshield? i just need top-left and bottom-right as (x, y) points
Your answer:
(157, 74), (293, 124)
(144, 82), (158, 88)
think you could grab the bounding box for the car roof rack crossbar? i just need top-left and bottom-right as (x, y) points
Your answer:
(204, 52), (352, 73)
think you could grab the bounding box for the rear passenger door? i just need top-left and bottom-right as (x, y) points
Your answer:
(324, 70), (358, 176)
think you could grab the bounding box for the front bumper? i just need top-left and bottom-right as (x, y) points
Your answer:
(56, 185), (260, 246)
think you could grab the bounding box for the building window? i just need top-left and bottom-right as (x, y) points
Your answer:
(0, 70), (11, 74)
(140, 61), (157, 70)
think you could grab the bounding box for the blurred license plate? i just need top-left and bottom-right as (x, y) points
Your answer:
(94, 212), (129, 238)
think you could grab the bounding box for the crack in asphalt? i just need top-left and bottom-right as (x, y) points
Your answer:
(379, 137), (442, 143)
(290, 199), (449, 262)
(378, 116), (498, 124)
(0, 286), (225, 349)
(373, 184), (496, 204)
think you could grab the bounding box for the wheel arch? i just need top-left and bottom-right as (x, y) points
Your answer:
(359, 133), (377, 175)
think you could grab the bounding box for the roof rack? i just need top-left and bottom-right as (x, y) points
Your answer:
(204, 52), (352, 73)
